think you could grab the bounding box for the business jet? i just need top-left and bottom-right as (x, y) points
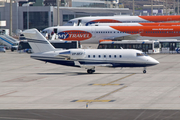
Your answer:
(23, 29), (159, 74)
(63, 15), (180, 26)
(42, 25), (180, 43)
(90, 22), (180, 26)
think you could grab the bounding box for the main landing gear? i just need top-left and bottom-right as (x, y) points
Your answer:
(87, 69), (95, 74)
(143, 67), (146, 74)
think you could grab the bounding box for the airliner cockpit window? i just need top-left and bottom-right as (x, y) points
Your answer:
(137, 53), (148, 56)
(41, 31), (47, 33)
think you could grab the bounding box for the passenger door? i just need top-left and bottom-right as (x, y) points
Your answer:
(91, 27), (96, 38)
(142, 44), (148, 53)
(170, 42), (176, 51)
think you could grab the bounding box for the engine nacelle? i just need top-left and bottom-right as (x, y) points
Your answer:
(70, 49), (85, 59)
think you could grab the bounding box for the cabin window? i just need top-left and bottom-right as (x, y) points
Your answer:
(99, 55), (101, 58)
(109, 55), (111, 58)
(88, 55), (90, 58)
(104, 55), (106, 58)
(114, 55), (116, 58)
(93, 55), (95, 58)
(119, 55), (122, 58)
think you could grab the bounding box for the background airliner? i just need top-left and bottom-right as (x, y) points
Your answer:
(23, 29), (159, 74)
(63, 15), (180, 26)
(42, 25), (180, 43)
(90, 23), (180, 26)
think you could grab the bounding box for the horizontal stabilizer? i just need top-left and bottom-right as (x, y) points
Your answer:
(56, 50), (71, 59)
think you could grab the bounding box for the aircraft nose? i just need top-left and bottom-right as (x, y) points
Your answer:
(152, 59), (159, 65)
(148, 57), (159, 65)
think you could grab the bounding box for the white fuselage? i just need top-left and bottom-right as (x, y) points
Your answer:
(42, 26), (180, 44)
(23, 28), (159, 74)
(31, 49), (159, 68)
(63, 15), (180, 26)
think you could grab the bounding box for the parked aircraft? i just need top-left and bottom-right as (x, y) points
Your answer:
(42, 25), (180, 43)
(23, 29), (159, 74)
(63, 15), (180, 26)
(89, 22), (180, 26)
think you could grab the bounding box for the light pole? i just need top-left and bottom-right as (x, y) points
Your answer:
(133, 0), (134, 16)
(178, 0), (179, 15)
(174, 0), (175, 14)
(151, 0), (153, 15)
(27, 4), (29, 29)
(57, 0), (60, 26)
(10, 0), (12, 36)
(166, 0), (167, 15)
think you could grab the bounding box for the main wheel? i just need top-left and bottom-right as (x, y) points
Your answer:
(87, 69), (95, 74)
(87, 69), (92, 74)
(143, 70), (146, 74)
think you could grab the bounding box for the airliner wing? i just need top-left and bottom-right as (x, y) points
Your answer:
(104, 34), (140, 40)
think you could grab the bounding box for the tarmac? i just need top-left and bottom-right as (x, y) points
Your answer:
(0, 50), (180, 119)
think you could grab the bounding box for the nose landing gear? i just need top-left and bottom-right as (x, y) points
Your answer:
(143, 67), (146, 74)
(87, 69), (95, 74)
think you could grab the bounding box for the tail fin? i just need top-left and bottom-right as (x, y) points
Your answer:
(22, 28), (55, 53)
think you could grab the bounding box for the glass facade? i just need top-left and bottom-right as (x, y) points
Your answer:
(72, 0), (118, 8)
(23, 12), (48, 30)
(63, 14), (74, 22)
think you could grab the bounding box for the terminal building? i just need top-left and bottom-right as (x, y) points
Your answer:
(0, 0), (130, 34)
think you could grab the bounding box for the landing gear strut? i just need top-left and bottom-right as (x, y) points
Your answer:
(143, 67), (146, 74)
(87, 69), (95, 74)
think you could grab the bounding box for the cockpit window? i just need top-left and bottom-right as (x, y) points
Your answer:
(137, 53), (148, 56)
(68, 21), (72, 23)
(41, 31), (47, 33)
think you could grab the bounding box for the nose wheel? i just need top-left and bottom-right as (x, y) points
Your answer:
(87, 69), (95, 74)
(143, 67), (146, 74)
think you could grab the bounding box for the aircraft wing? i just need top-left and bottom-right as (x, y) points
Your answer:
(104, 34), (140, 40)
(74, 61), (112, 69)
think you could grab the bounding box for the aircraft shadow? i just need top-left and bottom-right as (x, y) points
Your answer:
(37, 72), (140, 76)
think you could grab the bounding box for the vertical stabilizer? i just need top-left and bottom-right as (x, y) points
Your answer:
(22, 29), (55, 53)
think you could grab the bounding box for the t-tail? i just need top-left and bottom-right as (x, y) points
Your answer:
(22, 28), (55, 53)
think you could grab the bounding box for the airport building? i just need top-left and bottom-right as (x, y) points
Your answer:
(0, 0), (130, 34)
